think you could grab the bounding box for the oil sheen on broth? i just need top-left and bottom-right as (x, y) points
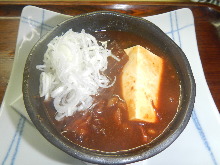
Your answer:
(44, 31), (180, 152)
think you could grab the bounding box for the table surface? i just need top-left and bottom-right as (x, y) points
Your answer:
(0, 1), (220, 113)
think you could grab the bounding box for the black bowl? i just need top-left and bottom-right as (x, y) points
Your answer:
(23, 11), (195, 164)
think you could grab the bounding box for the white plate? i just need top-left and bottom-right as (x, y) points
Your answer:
(1, 6), (220, 165)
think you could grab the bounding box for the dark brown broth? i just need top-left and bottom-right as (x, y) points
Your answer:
(44, 31), (180, 152)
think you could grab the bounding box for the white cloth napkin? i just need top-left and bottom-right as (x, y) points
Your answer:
(1, 5), (220, 165)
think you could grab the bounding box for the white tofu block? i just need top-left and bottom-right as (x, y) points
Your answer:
(121, 45), (164, 123)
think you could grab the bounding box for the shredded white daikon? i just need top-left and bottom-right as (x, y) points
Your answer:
(36, 29), (115, 120)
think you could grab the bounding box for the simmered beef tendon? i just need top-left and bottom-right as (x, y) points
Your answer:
(45, 31), (180, 152)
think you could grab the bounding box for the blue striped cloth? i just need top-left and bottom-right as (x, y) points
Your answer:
(0, 6), (220, 165)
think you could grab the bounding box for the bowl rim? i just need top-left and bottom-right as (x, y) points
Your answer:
(23, 10), (196, 164)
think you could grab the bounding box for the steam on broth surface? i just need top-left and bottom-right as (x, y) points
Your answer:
(41, 30), (180, 152)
